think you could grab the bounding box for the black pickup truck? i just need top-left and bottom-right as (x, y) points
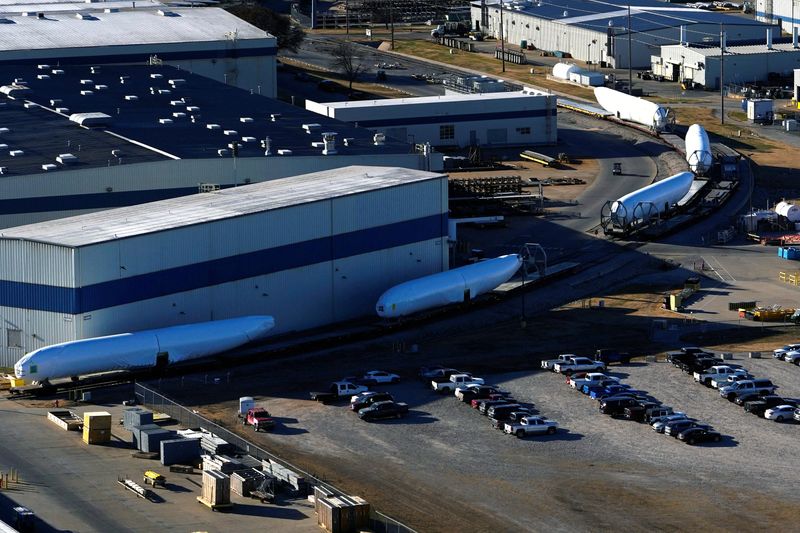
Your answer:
(595, 349), (633, 365)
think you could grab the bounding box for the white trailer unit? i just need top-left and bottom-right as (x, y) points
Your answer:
(305, 89), (557, 148)
(747, 99), (774, 122)
(0, 166), (449, 367)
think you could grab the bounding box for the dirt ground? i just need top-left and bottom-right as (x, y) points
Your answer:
(157, 285), (800, 532)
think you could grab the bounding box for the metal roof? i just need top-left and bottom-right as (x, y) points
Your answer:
(663, 42), (800, 56)
(0, 7), (270, 51)
(0, 166), (445, 247)
(0, 0), (151, 14)
(475, 0), (771, 34)
(0, 63), (410, 172)
(318, 89), (550, 109)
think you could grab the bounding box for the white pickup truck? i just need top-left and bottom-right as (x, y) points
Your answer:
(431, 373), (484, 393)
(553, 357), (606, 375)
(569, 372), (619, 390)
(540, 354), (576, 371)
(504, 415), (558, 437)
(693, 365), (749, 387)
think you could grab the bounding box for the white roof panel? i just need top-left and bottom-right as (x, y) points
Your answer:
(0, 166), (445, 247)
(319, 89), (550, 110)
(0, 7), (270, 51)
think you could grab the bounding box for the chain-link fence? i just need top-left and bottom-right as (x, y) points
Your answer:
(134, 382), (416, 533)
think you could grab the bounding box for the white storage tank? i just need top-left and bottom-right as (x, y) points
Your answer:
(239, 396), (255, 416)
(775, 201), (800, 222)
(553, 63), (581, 80)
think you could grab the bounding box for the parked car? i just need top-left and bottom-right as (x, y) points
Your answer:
(764, 405), (798, 422)
(487, 403), (524, 421)
(683, 356), (724, 375)
(711, 372), (753, 389)
(773, 343), (800, 359)
(734, 391), (763, 406)
(358, 400), (409, 421)
(455, 384), (503, 403)
(503, 415), (557, 437)
(491, 409), (535, 429)
(693, 365), (748, 386)
(594, 349), (633, 365)
(664, 419), (702, 437)
(570, 372), (619, 391)
(623, 401), (663, 422)
(783, 350), (800, 364)
(553, 357), (606, 375)
(418, 366), (461, 381)
(541, 354), (577, 371)
(794, 408), (800, 423)
(471, 394), (507, 409)
(479, 398), (513, 415)
(677, 426), (722, 445)
(644, 406), (675, 424)
(361, 370), (400, 384)
(743, 395), (795, 417)
(652, 413), (690, 433)
(351, 392), (394, 411)
(310, 381), (369, 403)
(719, 379), (777, 401)
(592, 386), (643, 402)
(243, 408), (275, 432)
(583, 380), (626, 397)
(432, 373), (484, 393)
(599, 397), (640, 416)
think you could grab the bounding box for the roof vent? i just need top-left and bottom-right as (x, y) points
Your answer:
(343, 137), (355, 146)
(0, 84), (31, 97)
(172, 112), (186, 119)
(56, 153), (78, 164)
(80, 90), (94, 96)
(80, 79), (93, 85)
(24, 102), (37, 109)
(104, 7), (119, 12)
(242, 136), (256, 142)
(94, 84), (108, 91)
(0, 128), (10, 135)
(13, 78), (26, 85)
(37, 12), (44, 19)
(217, 148), (229, 156)
(150, 73), (163, 79)
(322, 132), (338, 155)
(311, 141), (324, 148)
(37, 74), (50, 80)
(90, 66), (101, 74)
(270, 113), (281, 121)
(373, 132), (386, 145)
(42, 164), (58, 171)
(52, 69), (64, 75)
(75, 12), (97, 20)
(37, 64), (50, 70)
(158, 118), (173, 125)
(56, 107), (69, 113)
(111, 149), (122, 157)
(120, 76), (130, 84)
(158, 89), (171, 95)
(69, 112), (112, 126)
(170, 100), (184, 106)
(207, 124), (221, 130)
(302, 123), (321, 134)
(0, 18), (14, 24)
(9, 150), (24, 157)
(223, 130), (238, 136)
(181, 97), (192, 104)
(240, 117), (254, 123)
(277, 149), (292, 156)
(186, 105), (199, 112)
(124, 95), (138, 101)
(157, 9), (179, 16)
(168, 79), (186, 87)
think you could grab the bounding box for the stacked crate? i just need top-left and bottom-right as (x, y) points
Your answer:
(82, 411), (112, 444)
(200, 470), (231, 507)
(314, 489), (370, 533)
(123, 408), (153, 430)
(138, 427), (177, 454)
(160, 438), (201, 466)
(230, 468), (266, 497)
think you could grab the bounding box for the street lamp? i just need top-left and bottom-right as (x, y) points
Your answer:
(500, 0), (506, 72)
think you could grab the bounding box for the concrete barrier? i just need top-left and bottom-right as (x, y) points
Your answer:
(749, 351), (761, 359)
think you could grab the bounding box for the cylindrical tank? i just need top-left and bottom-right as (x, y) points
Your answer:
(594, 87), (669, 131)
(553, 63), (581, 80)
(239, 397), (255, 416)
(376, 255), (522, 318)
(610, 172), (694, 228)
(775, 201), (800, 222)
(684, 124), (713, 176)
(14, 315), (276, 382)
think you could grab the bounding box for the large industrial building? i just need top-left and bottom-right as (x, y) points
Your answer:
(658, 38), (800, 88)
(756, 0), (799, 34)
(0, 166), (449, 367)
(0, 63), (438, 228)
(472, 0), (777, 68)
(0, 7), (277, 95)
(305, 89), (557, 147)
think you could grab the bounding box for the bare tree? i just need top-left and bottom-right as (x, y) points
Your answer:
(331, 41), (366, 90)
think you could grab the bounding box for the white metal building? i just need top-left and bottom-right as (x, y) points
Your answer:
(659, 41), (800, 88)
(0, 64), (438, 228)
(0, 166), (449, 367)
(472, 0), (777, 68)
(0, 7), (277, 95)
(756, 0), (800, 34)
(305, 89), (558, 147)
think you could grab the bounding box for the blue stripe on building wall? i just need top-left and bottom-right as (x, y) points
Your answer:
(353, 108), (554, 128)
(0, 188), (199, 214)
(0, 46), (277, 66)
(0, 214), (447, 314)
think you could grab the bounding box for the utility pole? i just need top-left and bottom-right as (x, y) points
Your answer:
(345, 0), (349, 36)
(390, 0), (395, 51)
(720, 26), (725, 125)
(500, 0), (506, 72)
(627, 3), (633, 95)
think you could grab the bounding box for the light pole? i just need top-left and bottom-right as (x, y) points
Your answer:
(390, 0), (394, 50)
(500, 0), (506, 72)
(720, 26), (726, 125)
(627, 3), (633, 95)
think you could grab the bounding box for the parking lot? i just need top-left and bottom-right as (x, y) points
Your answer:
(168, 337), (799, 532)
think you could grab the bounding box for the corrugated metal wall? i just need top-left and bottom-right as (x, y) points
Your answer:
(0, 177), (449, 364)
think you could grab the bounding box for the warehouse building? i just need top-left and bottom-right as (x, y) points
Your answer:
(658, 39), (800, 88)
(0, 166), (448, 367)
(0, 63), (438, 228)
(472, 0), (777, 68)
(756, 0), (800, 34)
(0, 7), (277, 95)
(305, 89), (557, 147)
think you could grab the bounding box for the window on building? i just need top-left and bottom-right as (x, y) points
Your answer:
(6, 329), (22, 348)
(439, 125), (455, 140)
(516, 127), (531, 135)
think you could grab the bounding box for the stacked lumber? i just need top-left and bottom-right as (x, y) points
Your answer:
(263, 459), (307, 495)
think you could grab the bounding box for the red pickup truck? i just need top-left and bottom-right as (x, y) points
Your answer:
(243, 408), (275, 432)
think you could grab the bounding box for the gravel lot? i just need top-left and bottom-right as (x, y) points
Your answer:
(173, 347), (799, 532)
